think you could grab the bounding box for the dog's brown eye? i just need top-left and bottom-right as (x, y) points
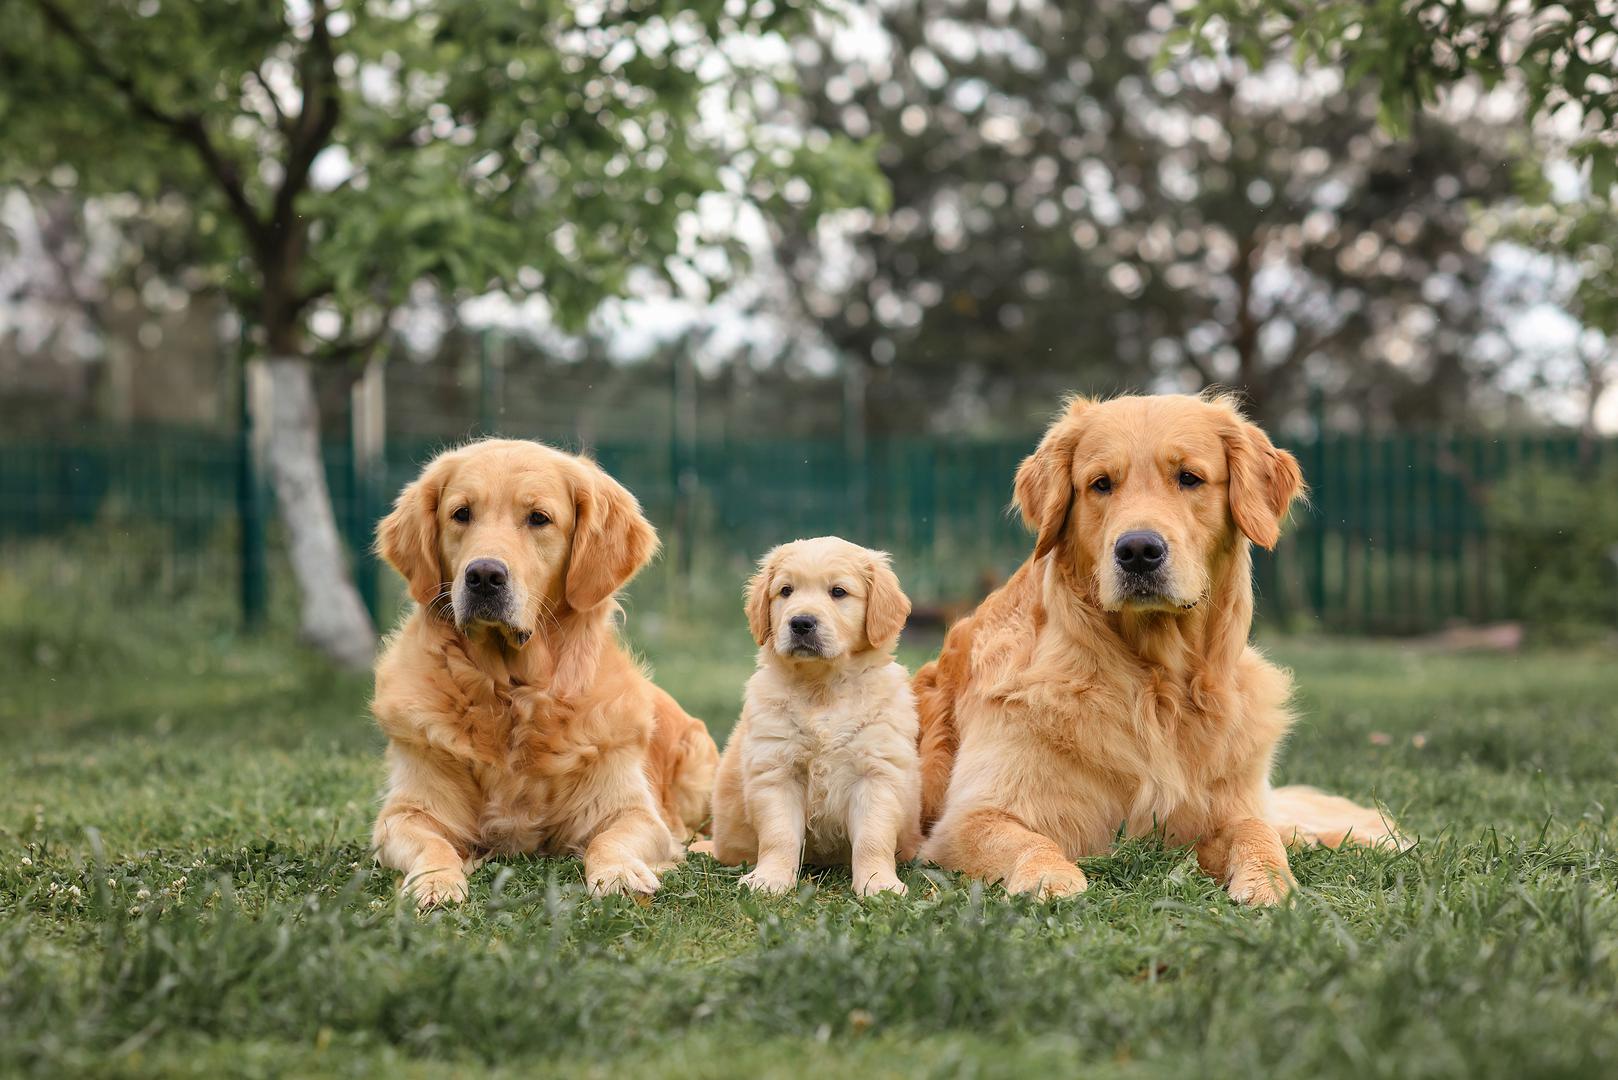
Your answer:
(1090, 476), (1112, 494)
(779, 585), (793, 598)
(1178, 471), (1204, 489)
(528, 511), (550, 527)
(451, 506), (471, 524)
(830, 586), (848, 599)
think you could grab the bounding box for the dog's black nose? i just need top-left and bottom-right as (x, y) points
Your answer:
(464, 558), (508, 597)
(789, 614), (818, 636)
(1114, 531), (1167, 574)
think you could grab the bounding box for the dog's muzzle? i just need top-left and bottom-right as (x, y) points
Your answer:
(453, 557), (527, 640)
(781, 613), (829, 658)
(1111, 531), (1193, 609)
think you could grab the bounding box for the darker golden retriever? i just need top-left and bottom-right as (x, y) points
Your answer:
(915, 393), (1405, 904)
(370, 439), (717, 907)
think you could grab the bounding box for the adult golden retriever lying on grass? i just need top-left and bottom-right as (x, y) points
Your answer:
(915, 393), (1405, 905)
(371, 439), (717, 907)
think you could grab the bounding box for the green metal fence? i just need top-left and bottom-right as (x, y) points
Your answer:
(2, 427), (1612, 633)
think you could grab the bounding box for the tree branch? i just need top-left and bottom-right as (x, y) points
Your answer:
(310, 315), (393, 367)
(246, 63), (291, 136)
(269, 0), (342, 241)
(30, 0), (267, 250)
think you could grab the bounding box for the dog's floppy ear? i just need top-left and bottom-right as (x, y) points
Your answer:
(863, 550), (911, 650)
(564, 460), (660, 611)
(1013, 396), (1091, 560)
(744, 547), (783, 646)
(376, 452), (454, 606)
(1220, 405), (1305, 550)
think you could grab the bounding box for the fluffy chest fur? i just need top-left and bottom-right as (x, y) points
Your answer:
(742, 658), (918, 855)
(951, 560), (1293, 850)
(372, 613), (655, 856)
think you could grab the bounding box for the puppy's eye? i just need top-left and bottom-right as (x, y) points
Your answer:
(779, 585), (794, 598)
(528, 510), (551, 527)
(1090, 476), (1112, 494)
(1178, 471), (1204, 489)
(830, 586), (848, 599)
(451, 506), (471, 524)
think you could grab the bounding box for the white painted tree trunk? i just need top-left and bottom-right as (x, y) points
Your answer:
(259, 355), (377, 670)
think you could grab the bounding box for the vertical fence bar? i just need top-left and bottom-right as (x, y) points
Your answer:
(1306, 388), (1327, 623)
(477, 331), (502, 437)
(843, 357), (869, 543)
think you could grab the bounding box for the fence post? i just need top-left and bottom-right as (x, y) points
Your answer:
(351, 355), (386, 624)
(478, 331), (502, 436)
(237, 346), (267, 631)
(669, 350), (698, 597)
(844, 357), (869, 542)
(1306, 385), (1327, 622)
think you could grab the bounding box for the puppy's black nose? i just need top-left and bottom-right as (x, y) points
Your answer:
(1114, 531), (1167, 574)
(789, 614), (818, 636)
(464, 558), (508, 597)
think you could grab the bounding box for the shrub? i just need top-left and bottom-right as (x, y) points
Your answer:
(1487, 462), (1618, 635)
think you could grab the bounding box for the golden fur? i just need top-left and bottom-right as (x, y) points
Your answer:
(693, 537), (922, 896)
(915, 394), (1406, 905)
(370, 439), (717, 907)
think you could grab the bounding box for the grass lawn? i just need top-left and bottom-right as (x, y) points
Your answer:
(3, 567), (1617, 1078)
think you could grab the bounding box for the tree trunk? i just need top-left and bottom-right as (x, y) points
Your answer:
(259, 355), (377, 670)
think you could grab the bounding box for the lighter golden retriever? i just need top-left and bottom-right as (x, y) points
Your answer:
(693, 537), (921, 896)
(915, 393), (1405, 905)
(370, 439), (718, 907)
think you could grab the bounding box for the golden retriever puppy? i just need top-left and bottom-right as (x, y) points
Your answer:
(693, 537), (921, 896)
(915, 394), (1405, 906)
(370, 439), (718, 907)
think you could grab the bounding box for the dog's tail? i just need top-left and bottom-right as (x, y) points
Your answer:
(649, 688), (720, 841)
(914, 659), (959, 834)
(1266, 785), (1412, 851)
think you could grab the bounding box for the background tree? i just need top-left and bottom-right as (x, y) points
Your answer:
(1496, 195), (1618, 449)
(1, 0), (882, 667)
(1181, 0), (1618, 186)
(776, 0), (1515, 435)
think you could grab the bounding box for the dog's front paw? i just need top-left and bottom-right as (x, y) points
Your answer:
(1226, 861), (1295, 907)
(406, 867), (469, 910)
(586, 857), (662, 897)
(853, 871), (907, 897)
(739, 866), (798, 894)
(687, 839), (717, 857)
(1006, 858), (1088, 899)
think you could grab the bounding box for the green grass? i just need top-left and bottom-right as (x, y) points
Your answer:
(3, 558), (1617, 1079)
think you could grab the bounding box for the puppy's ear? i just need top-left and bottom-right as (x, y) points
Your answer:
(863, 550), (911, 650)
(376, 454), (452, 606)
(1220, 407), (1305, 550)
(744, 547), (782, 647)
(565, 461), (660, 611)
(1013, 396), (1091, 560)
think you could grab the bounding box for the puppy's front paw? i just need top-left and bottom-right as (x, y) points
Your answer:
(739, 866), (798, 894)
(853, 871), (907, 897)
(687, 839), (717, 857)
(1006, 858), (1088, 899)
(406, 868), (469, 910)
(1227, 861), (1295, 907)
(586, 857), (662, 897)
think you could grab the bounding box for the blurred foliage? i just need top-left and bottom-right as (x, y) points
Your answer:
(1501, 196), (1618, 337)
(1488, 462), (1618, 635)
(778, 0), (1518, 433)
(1180, 0), (1618, 190)
(0, 0), (885, 355)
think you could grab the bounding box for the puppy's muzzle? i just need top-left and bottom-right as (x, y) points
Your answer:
(785, 613), (825, 657)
